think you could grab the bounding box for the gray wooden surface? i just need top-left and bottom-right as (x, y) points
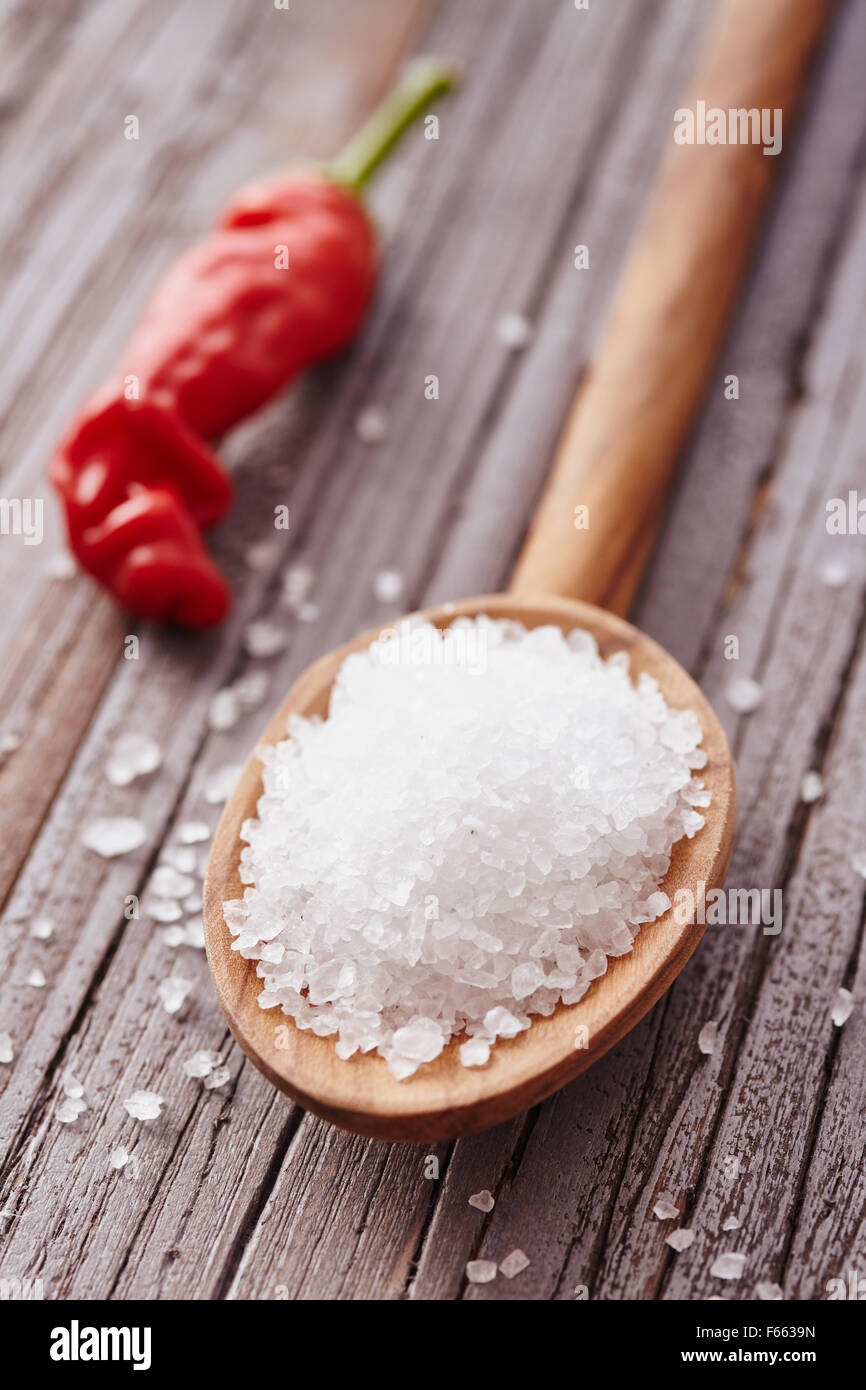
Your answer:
(0, 0), (864, 1300)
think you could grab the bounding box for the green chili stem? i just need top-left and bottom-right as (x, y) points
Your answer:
(328, 58), (458, 193)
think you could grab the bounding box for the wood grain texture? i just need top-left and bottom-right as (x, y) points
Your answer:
(0, 0), (864, 1300)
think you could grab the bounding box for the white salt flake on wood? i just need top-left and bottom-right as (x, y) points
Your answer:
(177, 821), (211, 844)
(354, 405), (389, 444)
(652, 1192), (680, 1220)
(183, 1050), (222, 1079)
(711, 1252), (746, 1279)
(56, 1097), (87, 1124)
(30, 917), (54, 940)
(496, 312), (533, 350)
(123, 1090), (164, 1121)
(665, 1228), (695, 1252)
(499, 1248), (530, 1278)
(466, 1259), (497, 1284)
(468, 1190), (495, 1213)
(373, 569), (404, 603)
(725, 676), (763, 714)
(0, 1032), (13, 1063)
(244, 620), (289, 658)
(63, 1074), (84, 1099)
(756, 1281), (783, 1300)
(203, 1065), (231, 1090)
(105, 732), (162, 786)
(151, 866), (195, 900)
(831, 987), (854, 1027)
(698, 1021), (718, 1055)
(83, 817), (147, 858)
(722, 1215), (741, 1231)
(281, 563), (314, 611)
(850, 851), (866, 879)
(25, 967), (46, 988)
(204, 765), (242, 805)
(110, 1146), (130, 1169)
(208, 688), (240, 732)
(157, 977), (194, 1014)
(800, 771), (824, 803)
(817, 558), (849, 588)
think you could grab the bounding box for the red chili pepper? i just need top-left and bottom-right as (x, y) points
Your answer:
(49, 60), (455, 627)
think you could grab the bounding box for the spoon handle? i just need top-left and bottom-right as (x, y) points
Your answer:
(510, 0), (833, 615)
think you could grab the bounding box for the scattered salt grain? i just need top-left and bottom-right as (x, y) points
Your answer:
(652, 1192), (680, 1220)
(756, 1282), (783, 1301)
(725, 676), (763, 714)
(149, 899), (183, 924)
(496, 312), (533, 350)
(800, 771), (824, 804)
(245, 538), (281, 571)
(226, 617), (708, 1080)
(183, 918), (205, 950)
(105, 732), (162, 786)
(722, 1215), (741, 1231)
(56, 1097), (87, 1124)
(698, 1021), (718, 1056)
(466, 1260), (497, 1284)
(203, 1064), (231, 1090)
(183, 891), (203, 914)
(355, 405), (389, 444)
(851, 852), (866, 879)
(183, 1050), (222, 1079)
(204, 765), (242, 805)
(817, 559), (849, 589)
(110, 1146), (130, 1169)
(500, 1248), (530, 1278)
(281, 563), (314, 611)
(0, 1032), (13, 1063)
(25, 967), (46, 988)
(178, 821), (211, 844)
(160, 926), (186, 947)
(666, 1228), (695, 1252)
(233, 671), (269, 710)
(151, 866), (195, 900)
(123, 1090), (164, 1122)
(298, 601), (320, 624)
(160, 846), (197, 874)
(157, 976), (194, 1014)
(468, 1190), (495, 1213)
(831, 987), (854, 1027)
(63, 1074), (84, 1100)
(0, 732), (20, 754)
(208, 688), (240, 732)
(83, 817), (147, 858)
(711, 1252), (746, 1280)
(48, 552), (76, 579)
(373, 569), (404, 604)
(31, 917), (54, 941)
(244, 620), (289, 658)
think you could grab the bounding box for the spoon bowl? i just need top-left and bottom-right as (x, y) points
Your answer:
(203, 594), (735, 1141)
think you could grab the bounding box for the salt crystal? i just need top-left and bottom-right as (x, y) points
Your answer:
(373, 569), (404, 604)
(666, 1228), (695, 1252)
(25, 967), (46, 988)
(245, 539), (280, 570)
(63, 1074), (84, 1099)
(160, 846), (197, 873)
(244, 620), (289, 658)
(110, 1146), (130, 1169)
(711, 1252), (746, 1280)
(161, 926), (185, 947)
(123, 1090), (164, 1121)
(48, 552), (76, 579)
(851, 852), (866, 879)
(756, 1281), (783, 1301)
(460, 1037), (491, 1068)
(183, 918), (205, 949)
(281, 563), (314, 611)
(151, 866), (195, 900)
(204, 765), (242, 805)
(56, 1098), (86, 1124)
(0, 732), (20, 753)
(722, 1215), (741, 1231)
(31, 917), (54, 940)
(496, 312), (533, 350)
(652, 1192), (680, 1220)
(183, 892), (203, 914)
(499, 1248), (530, 1278)
(817, 559), (849, 588)
(177, 821), (211, 844)
(148, 899), (183, 924)
(466, 1259), (497, 1284)
(82, 817), (147, 858)
(225, 618), (709, 1078)
(725, 676), (763, 714)
(203, 1064), (231, 1090)
(157, 976), (194, 1014)
(233, 671), (269, 710)
(105, 732), (162, 786)
(208, 688), (240, 732)
(0, 1032), (13, 1063)
(800, 771), (824, 804)
(831, 987), (854, 1027)
(698, 1021), (718, 1055)
(298, 602), (320, 624)
(355, 405), (389, 444)
(183, 1050), (222, 1079)
(468, 1190), (495, 1213)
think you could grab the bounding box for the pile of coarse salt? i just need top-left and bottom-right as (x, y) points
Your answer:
(224, 617), (709, 1080)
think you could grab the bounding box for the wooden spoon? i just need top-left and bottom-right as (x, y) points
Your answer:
(203, 0), (830, 1141)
